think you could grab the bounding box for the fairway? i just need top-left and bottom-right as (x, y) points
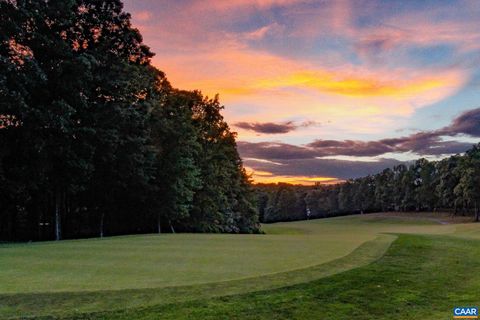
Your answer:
(1, 213), (479, 319)
(0, 214), (453, 294)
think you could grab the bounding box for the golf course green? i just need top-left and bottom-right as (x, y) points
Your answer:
(1, 213), (479, 319)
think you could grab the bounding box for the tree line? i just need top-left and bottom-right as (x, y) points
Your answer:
(255, 144), (480, 223)
(0, 0), (259, 241)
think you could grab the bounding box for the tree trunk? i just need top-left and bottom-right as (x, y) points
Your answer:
(100, 212), (105, 238)
(475, 202), (479, 222)
(11, 209), (17, 241)
(63, 191), (67, 239)
(157, 214), (162, 234)
(169, 220), (175, 234)
(55, 190), (61, 241)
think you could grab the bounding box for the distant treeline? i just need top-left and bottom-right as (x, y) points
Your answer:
(0, 0), (259, 241)
(255, 144), (480, 223)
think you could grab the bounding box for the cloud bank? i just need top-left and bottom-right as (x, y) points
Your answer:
(239, 107), (480, 182)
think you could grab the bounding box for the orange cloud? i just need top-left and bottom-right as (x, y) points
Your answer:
(232, 70), (464, 98)
(153, 43), (465, 104)
(253, 175), (341, 185)
(126, 0), (475, 141)
(218, 66), (466, 138)
(245, 167), (341, 185)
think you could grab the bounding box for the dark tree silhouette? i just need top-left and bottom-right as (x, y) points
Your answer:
(0, 0), (260, 241)
(255, 144), (480, 223)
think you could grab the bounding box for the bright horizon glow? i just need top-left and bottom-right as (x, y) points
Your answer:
(245, 166), (342, 185)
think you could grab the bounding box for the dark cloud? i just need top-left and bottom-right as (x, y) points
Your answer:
(239, 107), (480, 179)
(237, 141), (319, 160)
(383, 132), (472, 156)
(441, 107), (480, 137)
(244, 158), (403, 180)
(239, 136), (472, 162)
(307, 140), (393, 157)
(305, 108), (480, 157)
(235, 121), (296, 134)
(241, 138), (471, 180)
(234, 120), (318, 134)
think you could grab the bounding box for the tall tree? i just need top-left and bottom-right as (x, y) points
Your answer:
(171, 92), (260, 233)
(150, 88), (201, 233)
(374, 168), (394, 211)
(455, 145), (480, 221)
(414, 159), (438, 211)
(436, 156), (460, 214)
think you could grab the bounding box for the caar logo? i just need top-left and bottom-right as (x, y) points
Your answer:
(453, 307), (478, 319)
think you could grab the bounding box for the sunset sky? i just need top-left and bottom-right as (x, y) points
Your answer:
(123, 0), (480, 184)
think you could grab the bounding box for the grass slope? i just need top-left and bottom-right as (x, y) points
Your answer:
(0, 213), (477, 319)
(0, 234), (394, 319)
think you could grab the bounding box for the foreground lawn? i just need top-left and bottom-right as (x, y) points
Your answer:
(0, 213), (477, 319)
(51, 234), (480, 320)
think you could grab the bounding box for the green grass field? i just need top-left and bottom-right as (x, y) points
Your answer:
(1, 213), (479, 319)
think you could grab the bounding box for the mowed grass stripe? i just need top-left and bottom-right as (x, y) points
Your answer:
(0, 234), (395, 319)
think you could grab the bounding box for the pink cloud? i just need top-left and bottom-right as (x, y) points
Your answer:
(133, 10), (152, 22)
